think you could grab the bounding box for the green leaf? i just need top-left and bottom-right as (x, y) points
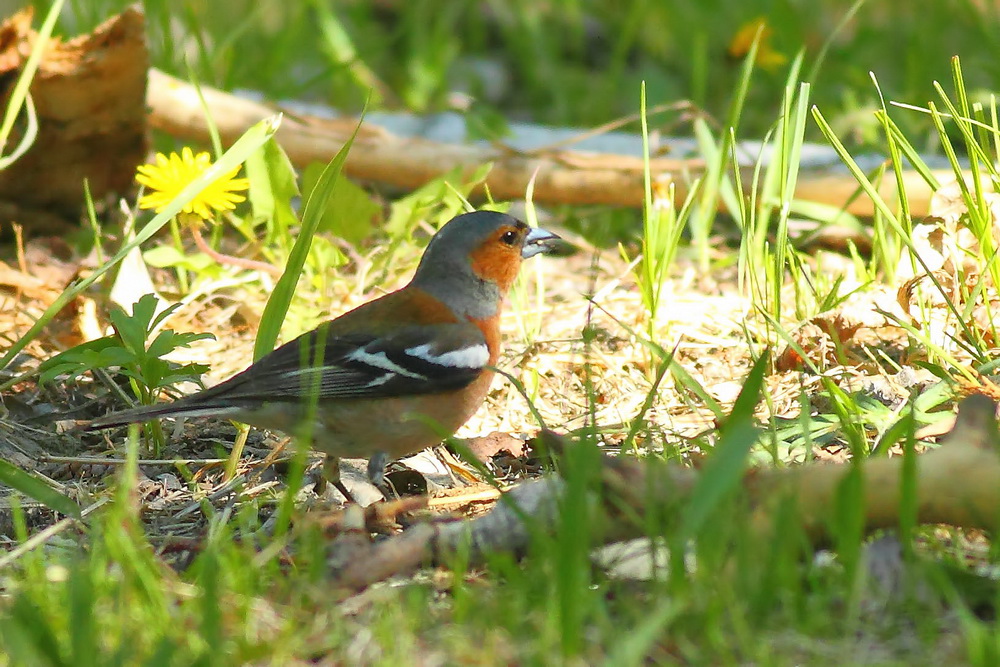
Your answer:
(145, 330), (214, 360)
(109, 296), (157, 356)
(245, 137), (300, 244)
(136, 356), (170, 391)
(305, 236), (348, 283)
(38, 336), (133, 384)
(37, 290), (213, 406)
(157, 362), (210, 388)
(0, 460), (81, 518)
(148, 301), (186, 333)
(302, 162), (379, 245)
(141, 244), (184, 268)
(41, 348), (134, 385)
(143, 246), (217, 274)
(254, 121), (363, 360)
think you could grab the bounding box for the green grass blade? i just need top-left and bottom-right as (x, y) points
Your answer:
(881, 113), (941, 189)
(0, 93), (38, 171)
(253, 118), (362, 359)
(4, 593), (65, 665)
(602, 599), (682, 666)
(68, 558), (97, 666)
(679, 354), (766, 539)
(0, 460), (81, 518)
(0, 0), (63, 161)
(812, 106), (984, 356)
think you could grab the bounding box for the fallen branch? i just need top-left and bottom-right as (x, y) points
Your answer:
(332, 477), (563, 591)
(147, 68), (954, 218)
(329, 394), (1000, 593)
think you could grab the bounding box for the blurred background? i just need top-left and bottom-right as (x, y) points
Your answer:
(19, 0), (1000, 150)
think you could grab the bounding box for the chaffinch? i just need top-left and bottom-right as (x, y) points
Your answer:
(87, 210), (564, 499)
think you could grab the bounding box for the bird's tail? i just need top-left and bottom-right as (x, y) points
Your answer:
(85, 398), (243, 431)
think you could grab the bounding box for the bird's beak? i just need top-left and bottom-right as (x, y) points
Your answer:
(522, 227), (569, 259)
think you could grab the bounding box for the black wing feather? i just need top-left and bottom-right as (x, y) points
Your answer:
(191, 322), (488, 403)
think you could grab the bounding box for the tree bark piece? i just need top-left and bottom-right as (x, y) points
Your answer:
(0, 8), (148, 232)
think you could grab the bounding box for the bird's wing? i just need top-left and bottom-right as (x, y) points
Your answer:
(213, 322), (491, 402)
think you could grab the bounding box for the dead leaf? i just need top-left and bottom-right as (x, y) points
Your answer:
(461, 431), (529, 463)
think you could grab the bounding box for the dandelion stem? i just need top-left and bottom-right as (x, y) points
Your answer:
(190, 225), (282, 277)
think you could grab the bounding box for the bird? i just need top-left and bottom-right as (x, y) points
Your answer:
(86, 210), (565, 501)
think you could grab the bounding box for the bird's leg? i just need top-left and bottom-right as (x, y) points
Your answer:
(367, 450), (399, 500)
(366, 450), (390, 487)
(322, 454), (357, 504)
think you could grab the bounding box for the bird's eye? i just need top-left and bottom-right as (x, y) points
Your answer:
(500, 230), (519, 246)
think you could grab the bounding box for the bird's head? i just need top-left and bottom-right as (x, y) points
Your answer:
(412, 211), (565, 319)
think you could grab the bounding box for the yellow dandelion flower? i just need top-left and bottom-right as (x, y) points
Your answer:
(135, 147), (250, 220)
(728, 17), (788, 71)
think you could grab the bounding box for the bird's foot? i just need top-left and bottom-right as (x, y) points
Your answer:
(366, 450), (390, 488)
(318, 455), (358, 504)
